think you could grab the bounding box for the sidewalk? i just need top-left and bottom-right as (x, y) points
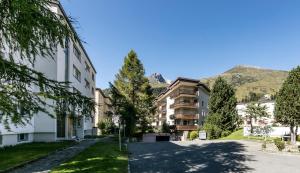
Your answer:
(8, 138), (105, 173)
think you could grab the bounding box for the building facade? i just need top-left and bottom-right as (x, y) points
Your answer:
(154, 78), (210, 140)
(0, 1), (96, 146)
(237, 100), (300, 137)
(237, 100), (276, 127)
(94, 88), (114, 135)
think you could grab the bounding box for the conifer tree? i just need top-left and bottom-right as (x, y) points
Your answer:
(208, 77), (238, 132)
(275, 66), (300, 144)
(114, 50), (154, 134)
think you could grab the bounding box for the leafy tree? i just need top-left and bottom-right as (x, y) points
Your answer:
(203, 113), (222, 139)
(245, 103), (269, 134)
(189, 131), (199, 140)
(161, 121), (171, 133)
(275, 66), (300, 144)
(97, 118), (115, 134)
(114, 50), (154, 134)
(0, 0), (94, 129)
(241, 92), (264, 103)
(207, 77), (238, 132)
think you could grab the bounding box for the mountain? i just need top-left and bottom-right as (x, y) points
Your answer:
(149, 73), (166, 84)
(148, 73), (169, 97)
(201, 65), (289, 102)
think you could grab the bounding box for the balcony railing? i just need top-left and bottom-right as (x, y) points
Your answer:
(175, 114), (198, 120)
(171, 89), (197, 98)
(176, 125), (198, 131)
(170, 102), (198, 109)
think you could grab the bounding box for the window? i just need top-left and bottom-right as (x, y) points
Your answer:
(0, 135), (2, 145)
(73, 45), (81, 62)
(183, 120), (188, 125)
(77, 118), (82, 127)
(73, 65), (81, 82)
(91, 87), (95, 95)
(85, 79), (90, 89)
(18, 133), (28, 142)
(92, 73), (95, 82)
(85, 61), (90, 72)
(202, 101), (204, 107)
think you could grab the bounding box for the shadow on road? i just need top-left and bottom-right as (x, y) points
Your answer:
(129, 141), (255, 173)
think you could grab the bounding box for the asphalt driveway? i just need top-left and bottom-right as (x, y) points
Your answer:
(128, 140), (300, 173)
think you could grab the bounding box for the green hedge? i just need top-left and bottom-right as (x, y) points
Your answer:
(189, 131), (199, 140)
(274, 138), (285, 151)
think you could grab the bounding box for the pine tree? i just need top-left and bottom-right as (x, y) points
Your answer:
(208, 77), (238, 132)
(114, 50), (154, 134)
(275, 66), (300, 144)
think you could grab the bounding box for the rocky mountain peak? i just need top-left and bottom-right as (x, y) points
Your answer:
(149, 73), (166, 84)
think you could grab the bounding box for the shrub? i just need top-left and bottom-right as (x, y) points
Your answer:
(84, 135), (105, 139)
(97, 118), (115, 135)
(189, 131), (199, 140)
(161, 122), (171, 133)
(221, 130), (231, 137)
(297, 135), (300, 142)
(204, 123), (222, 139)
(274, 138), (285, 151)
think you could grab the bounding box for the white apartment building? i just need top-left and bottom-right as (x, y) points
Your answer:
(154, 77), (210, 140)
(237, 100), (300, 137)
(237, 100), (276, 127)
(0, 1), (96, 146)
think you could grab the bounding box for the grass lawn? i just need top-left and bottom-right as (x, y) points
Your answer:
(51, 140), (128, 173)
(221, 129), (276, 142)
(0, 141), (75, 171)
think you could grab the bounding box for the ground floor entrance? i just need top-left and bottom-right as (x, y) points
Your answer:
(56, 114), (84, 139)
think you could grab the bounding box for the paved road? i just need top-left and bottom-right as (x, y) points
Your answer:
(129, 140), (300, 173)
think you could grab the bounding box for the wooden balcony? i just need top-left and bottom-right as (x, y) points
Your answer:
(175, 114), (198, 120)
(173, 94), (197, 100)
(176, 125), (198, 131)
(170, 89), (197, 98)
(170, 103), (198, 109)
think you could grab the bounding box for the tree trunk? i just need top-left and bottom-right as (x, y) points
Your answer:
(250, 118), (253, 134)
(295, 126), (298, 143)
(290, 126), (296, 145)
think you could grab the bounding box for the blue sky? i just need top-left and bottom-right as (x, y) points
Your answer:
(61, 0), (300, 88)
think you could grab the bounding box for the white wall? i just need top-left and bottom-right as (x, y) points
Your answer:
(166, 96), (174, 125)
(237, 101), (275, 126)
(198, 87), (209, 126)
(243, 126), (300, 137)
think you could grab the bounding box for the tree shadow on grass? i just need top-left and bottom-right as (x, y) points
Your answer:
(52, 156), (127, 173)
(51, 142), (128, 173)
(129, 141), (256, 173)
